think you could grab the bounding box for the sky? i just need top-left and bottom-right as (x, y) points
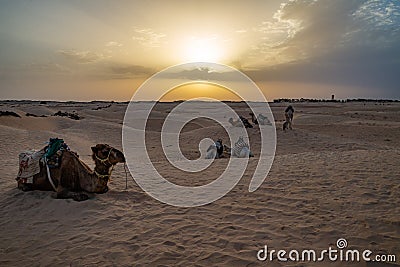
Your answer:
(0, 0), (399, 101)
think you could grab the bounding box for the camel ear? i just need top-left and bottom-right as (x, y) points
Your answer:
(91, 146), (98, 153)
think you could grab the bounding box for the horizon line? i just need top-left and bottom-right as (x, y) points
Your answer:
(0, 98), (399, 104)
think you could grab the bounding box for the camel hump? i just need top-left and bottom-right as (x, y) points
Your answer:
(44, 138), (65, 158)
(45, 138), (74, 169)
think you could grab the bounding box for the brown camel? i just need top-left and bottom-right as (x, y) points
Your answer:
(17, 144), (125, 201)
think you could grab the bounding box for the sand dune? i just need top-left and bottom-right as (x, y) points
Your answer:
(0, 101), (399, 266)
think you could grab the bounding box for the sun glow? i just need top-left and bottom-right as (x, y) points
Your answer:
(182, 36), (223, 62)
(160, 82), (241, 102)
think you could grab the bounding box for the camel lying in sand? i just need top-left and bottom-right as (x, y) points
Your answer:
(222, 137), (254, 158)
(17, 144), (125, 201)
(205, 139), (224, 159)
(228, 116), (253, 128)
(249, 113), (272, 126)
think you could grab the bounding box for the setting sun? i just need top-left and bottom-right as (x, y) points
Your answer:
(160, 82), (241, 102)
(182, 36), (223, 62)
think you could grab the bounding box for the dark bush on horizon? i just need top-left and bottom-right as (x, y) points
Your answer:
(0, 111), (21, 118)
(53, 111), (81, 120)
(26, 113), (47, 117)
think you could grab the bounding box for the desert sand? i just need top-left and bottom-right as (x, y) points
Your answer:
(0, 100), (399, 266)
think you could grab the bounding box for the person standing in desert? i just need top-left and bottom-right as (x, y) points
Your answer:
(284, 105), (295, 130)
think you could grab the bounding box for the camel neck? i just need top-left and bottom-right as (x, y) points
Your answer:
(94, 163), (112, 176)
(78, 156), (113, 193)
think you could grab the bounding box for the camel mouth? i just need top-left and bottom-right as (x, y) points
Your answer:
(110, 148), (125, 164)
(98, 186), (108, 194)
(119, 153), (126, 163)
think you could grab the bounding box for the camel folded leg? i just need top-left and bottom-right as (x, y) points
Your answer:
(18, 182), (34, 191)
(55, 186), (89, 201)
(53, 167), (90, 201)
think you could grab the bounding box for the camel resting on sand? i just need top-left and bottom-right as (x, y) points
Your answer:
(228, 117), (242, 127)
(223, 137), (254, 158)
(250, 113), (272, 126)
(229, 116), (253, 128)
(17, 144), (125, 201)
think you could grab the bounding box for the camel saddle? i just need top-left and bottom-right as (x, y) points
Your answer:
(16, 138), (71, 183)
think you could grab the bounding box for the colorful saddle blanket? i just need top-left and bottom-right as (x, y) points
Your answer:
(16, 149), (45, 183)
(16, 138), (71, 183)
(45, 138), (70, 168)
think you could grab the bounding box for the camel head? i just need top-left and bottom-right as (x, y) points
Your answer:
(91, 144), (125, 166)
(89, 144), (125, 194)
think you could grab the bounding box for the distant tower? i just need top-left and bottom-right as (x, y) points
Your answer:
(331, 94), (335, 100)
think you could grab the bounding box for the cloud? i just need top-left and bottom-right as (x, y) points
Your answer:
(252, 0), (400, 61)
(243, 0), (400, 97)
(158, 66), (242, 82)
(58, 49), (107, 63)
(132, 28), (166, 48)
(350, 0), (400, 46)
(26, 62), (72, 73)
(248, 0), (365, 65)
(108, 64), (155, 79)
(105, 41), (123, 47)
(354, 0), (400, 29)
